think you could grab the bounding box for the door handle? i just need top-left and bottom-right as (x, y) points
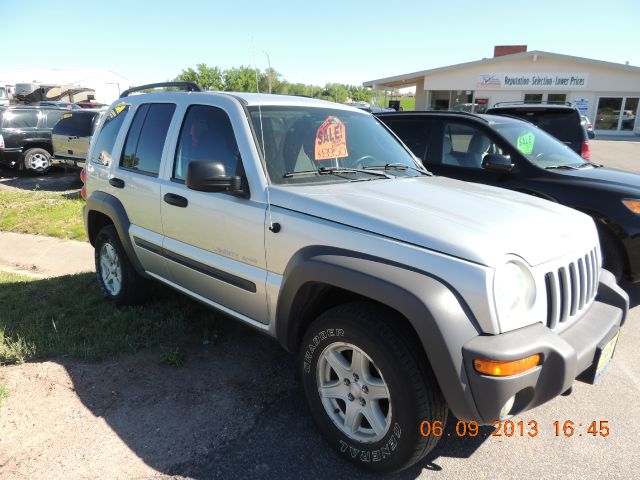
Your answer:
(164, 193), (188, 208)
(109, 177), (125, 188)
(68, 136), (78, 140)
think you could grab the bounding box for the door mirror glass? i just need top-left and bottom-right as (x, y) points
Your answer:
(482, 153), (514, 172)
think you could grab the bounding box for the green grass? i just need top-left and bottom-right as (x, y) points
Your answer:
(0, 271), (219, 365)
(0, 190), (86, 241)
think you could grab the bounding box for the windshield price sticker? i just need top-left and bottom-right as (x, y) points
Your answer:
(315, 116), (348, 161)
(516, 131), (535, 155)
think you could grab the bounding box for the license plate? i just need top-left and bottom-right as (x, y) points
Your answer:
(594, 332), (619, 382)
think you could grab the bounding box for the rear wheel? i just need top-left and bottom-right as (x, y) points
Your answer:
(23, 148), (51, 174)
(300, 302), (447, 473)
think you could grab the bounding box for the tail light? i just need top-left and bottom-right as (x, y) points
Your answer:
(80, 167), (87, 201)
(0, 134), (4, 149)
(581, 140), (591, 161)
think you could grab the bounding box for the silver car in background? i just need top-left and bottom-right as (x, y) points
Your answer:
(52, 109), (104, 167)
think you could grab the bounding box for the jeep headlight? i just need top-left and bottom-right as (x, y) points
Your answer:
(494, 260), (536, 325)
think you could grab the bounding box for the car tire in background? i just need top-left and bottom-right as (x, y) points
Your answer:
(300, 302), (447, 473)
(23, 148), (52, 174)
(94, 225), (148, 306)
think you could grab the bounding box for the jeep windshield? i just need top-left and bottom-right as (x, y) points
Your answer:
(493, 122), (590, 169)
(248, 106), (426, 184)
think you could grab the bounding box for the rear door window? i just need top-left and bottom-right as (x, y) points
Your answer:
(54, 112), (98, 137)
(381, 117), (433, 161)
(120, 103), (176, 176)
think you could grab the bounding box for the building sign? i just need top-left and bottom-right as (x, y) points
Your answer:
(575, 98), (589, 116)
(477, 73), (588, 90)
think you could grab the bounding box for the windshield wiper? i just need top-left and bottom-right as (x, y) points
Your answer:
(544, 164), (581, 170)
(363, 163), (431, 176)
(283, 167), (392, 179)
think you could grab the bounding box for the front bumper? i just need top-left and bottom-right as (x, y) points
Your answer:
(461, 269), (628, 424)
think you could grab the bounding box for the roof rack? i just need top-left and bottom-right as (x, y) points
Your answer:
(120, 82), (203, 98)
(492, 101), (573, 107)
(376, 110), (489, 122)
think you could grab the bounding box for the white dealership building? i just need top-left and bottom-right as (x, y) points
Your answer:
(364, 47), (640, 135)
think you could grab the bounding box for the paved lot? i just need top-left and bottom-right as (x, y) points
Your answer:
(1, 137), (639, 479)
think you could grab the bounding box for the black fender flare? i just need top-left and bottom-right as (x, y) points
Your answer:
(84, 191), (147, 276)
(276, 246), (483, 421)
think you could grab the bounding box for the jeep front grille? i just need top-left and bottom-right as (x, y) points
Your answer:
(544, 247), (600, 329)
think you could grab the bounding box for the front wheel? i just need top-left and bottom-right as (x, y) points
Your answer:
(300, 302), (447, 473)
(23, 148), (52, 174)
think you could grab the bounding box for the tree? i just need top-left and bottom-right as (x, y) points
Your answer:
(175, 64), (223, 91)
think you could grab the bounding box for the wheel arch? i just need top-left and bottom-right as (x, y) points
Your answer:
(84, 191), (147, 276)
(275, 246), (483, 421)
(23, 142), (54, 156)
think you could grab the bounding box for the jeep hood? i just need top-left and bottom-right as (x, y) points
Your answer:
(270, 176), (597, 268)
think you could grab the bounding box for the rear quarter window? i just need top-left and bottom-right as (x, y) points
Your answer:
(90, 104), (130, 166)
(2, 110), (39, 128)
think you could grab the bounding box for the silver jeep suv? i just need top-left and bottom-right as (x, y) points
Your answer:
(82, 82), (628, 473)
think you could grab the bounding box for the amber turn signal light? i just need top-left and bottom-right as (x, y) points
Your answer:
(474, 354), (542, 377)
(622, 199), (640, 214)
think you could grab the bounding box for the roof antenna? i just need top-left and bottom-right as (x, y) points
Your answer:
(251, 37), (280, 234)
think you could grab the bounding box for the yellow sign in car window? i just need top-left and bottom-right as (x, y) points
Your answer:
(315, 116), (348, 161)
(516, 131), (535, 155)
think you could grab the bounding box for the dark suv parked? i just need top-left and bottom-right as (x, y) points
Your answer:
(486, 102), (590, 160)
(0, 105), (68, 173)
(377, 111), (640, 282)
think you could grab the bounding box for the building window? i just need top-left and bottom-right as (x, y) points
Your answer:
(524, 93), (543, 103)
(547, 94), (567, 104)
(429, 91), (451, 110)
(595, 97), (639, 131)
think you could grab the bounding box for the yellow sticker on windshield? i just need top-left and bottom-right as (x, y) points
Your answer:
(516, 131), (535, 155)
(315, 116), (348, 161)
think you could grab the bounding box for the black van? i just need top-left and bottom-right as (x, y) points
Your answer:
(52, 109), (103, 168)
(486, 102), (590, 160)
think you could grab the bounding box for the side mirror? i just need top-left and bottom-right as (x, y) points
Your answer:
(482, 153), (514, 173)
(185, 160), (243, 193)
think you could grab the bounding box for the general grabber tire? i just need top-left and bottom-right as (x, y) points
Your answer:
(94, 225), (148, 306)
(300, 302), (447, 473)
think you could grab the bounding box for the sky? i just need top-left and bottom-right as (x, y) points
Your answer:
(2, 0), (639, 89)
